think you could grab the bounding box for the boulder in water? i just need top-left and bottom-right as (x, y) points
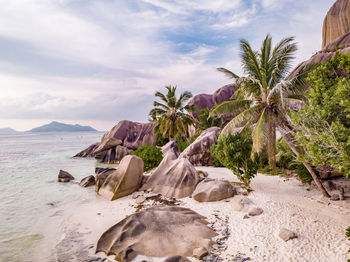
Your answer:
(58, 170), (74, 182)
(98, 155), (144, 200)
(96, 206), (216, 261)
(79, 175), (95, 187)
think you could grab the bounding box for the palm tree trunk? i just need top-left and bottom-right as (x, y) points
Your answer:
(276, 116), (330, 198)
(267, 112), (277, 171)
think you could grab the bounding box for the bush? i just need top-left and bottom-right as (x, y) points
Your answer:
(132, 145), (163, 171)
(346, 227), (350, 254)
(155, 134), (169, 147)
(276, 138), (312, 184)
(176, 136), (190, 152)
(291, 52), (350, 177)
(210, 131), (259, 190)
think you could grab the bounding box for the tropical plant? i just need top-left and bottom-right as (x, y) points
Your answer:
(346, 226), (350, 255)
(175, 136), (190, 152)
(132, 145), (163, 171)
(210, 131), (259, 190)
(196, 107), (223, 135)
(291, 52), (350, 178)
(211, 34), (330, 197)
(149, 85), (196, 140)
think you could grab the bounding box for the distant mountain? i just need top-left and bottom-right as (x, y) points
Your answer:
(0, 127), (19, 134)
(29, 121), (97, 132)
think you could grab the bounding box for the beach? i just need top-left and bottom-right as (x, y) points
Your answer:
(32, 167), (350, 262)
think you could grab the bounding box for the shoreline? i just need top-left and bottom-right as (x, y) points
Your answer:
(31, 167), (350, 262)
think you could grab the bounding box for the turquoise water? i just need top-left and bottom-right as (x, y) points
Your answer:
(0, 132), (103, 262)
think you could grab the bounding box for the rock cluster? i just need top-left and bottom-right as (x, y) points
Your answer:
(96, 206), (216, 261)
(75, 120), (157, 163)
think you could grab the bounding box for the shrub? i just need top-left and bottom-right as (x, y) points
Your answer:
(276, 138), (312, 184)
(176, 136), (190, 152)
(210, 131), (259, 190)
(156, 134), (169, 147)
(132, 145), (163, 171)
(291, 52), (350, 177)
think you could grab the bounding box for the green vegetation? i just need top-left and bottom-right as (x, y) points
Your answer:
(211, 34), (331, 197)
(210, 131), (259, 190)
(211, 34), (298, 171)
(195, 107), (223, 135)
(175, 136), (190, 152)
(149, 85), (197, 140)
(346, 227), (350, 254)
(276, 139), (312, 184)
(292, 52), (350, 178)
(132, 146), (163, 171)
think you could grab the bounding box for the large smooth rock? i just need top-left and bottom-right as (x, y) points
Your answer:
(161, 141), (180, 158)
(322, 0), (350, 48)
(316, 164), (342, 179)
(95, 167), (116, 192)
(142, 157), (200, 198)
(192, 178), (236, 202)
(188, 84), (236, 120)
(180, 127), (221, 166)
(288, 32), (350, 80)
(98, 155), (144, 200)
(96, 206), (216, 261)
(58, 170), (74, 182)
(79, 175), (95, 187)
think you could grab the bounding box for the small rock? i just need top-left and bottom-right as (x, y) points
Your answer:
(79, 175), (95, 187)
(278, 228), (297, 242)
(230, 196), (253, 211)
(243, 214), (249, 219)
(132, 191), (143, 199)
(248, 207), (263, 217)
(135, 195), (146, 204)
(330, 194), (340, 201)
(163, 257), (191, 262)
(58, 170), (74, 182)
(339, 187), (345, 200)
(193, 247), (208, 259)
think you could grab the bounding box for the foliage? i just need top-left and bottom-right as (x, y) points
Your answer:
(155, 134), (169, 147)
(209, 131), (259, 190)
(291, 52), (350, 178)
(175, 136), (190, 152)
(276, 138), (312, 184)
(149, 85), (197, 140)
(132, 146), (163, 171)
(196, 107), (223, 135)
(212, 34), (303, 170)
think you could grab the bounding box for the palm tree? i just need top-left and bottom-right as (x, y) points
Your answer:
(211, 34), (330, 197)
(149, 85), (196, 140)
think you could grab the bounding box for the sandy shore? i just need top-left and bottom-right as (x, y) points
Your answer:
(32, 167), (350, 262)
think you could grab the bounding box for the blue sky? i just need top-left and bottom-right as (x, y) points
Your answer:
(0, 0), (333, 131)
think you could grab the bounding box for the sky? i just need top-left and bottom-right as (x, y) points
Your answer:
(0, 0), (334, 131)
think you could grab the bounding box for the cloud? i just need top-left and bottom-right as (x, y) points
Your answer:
(0, 0), (335, 130)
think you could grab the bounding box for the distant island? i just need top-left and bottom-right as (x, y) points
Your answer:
(0, 127), (19, 134)
(29, 121), (97, 132)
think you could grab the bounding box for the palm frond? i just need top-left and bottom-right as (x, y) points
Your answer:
(220, 105), (262, 136)
(252, 108), (267, 153)
(210, 99), (252, 117)
(240, 39), (263, 84)
(217, 67), (240, 79)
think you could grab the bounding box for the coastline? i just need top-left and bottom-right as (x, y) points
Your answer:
(31, 167), (350, 262)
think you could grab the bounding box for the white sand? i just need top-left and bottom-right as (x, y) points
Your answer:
(33, 167), (350, 262)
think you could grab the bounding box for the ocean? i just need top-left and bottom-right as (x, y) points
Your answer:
(0, 132), (105, 262)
